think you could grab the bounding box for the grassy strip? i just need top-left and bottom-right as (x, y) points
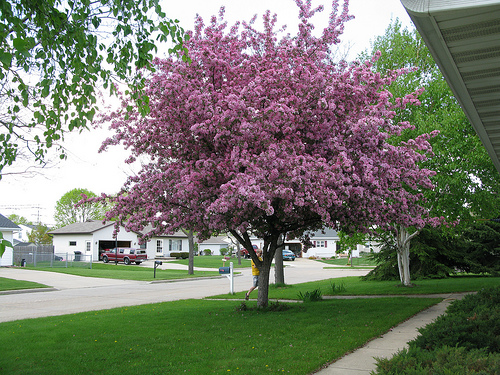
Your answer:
(0, 298), (440, 375)
(27, 263), (220, 281)
(318, 256), (377, 267)
(168, 256), (252, 269)
(210, 276), (500, 300)
(0, 277), (49, 292)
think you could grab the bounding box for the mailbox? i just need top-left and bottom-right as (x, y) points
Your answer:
(219, 266), (230, 274)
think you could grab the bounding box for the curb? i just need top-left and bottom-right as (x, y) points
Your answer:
(0, 287), (58, 295)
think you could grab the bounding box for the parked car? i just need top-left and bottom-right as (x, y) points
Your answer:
(240, 244), (259, 259)
(102, 248), (147, 265)
(282, 250), (296, 261)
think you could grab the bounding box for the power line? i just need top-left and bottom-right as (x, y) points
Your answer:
(0, 205), (46, 224)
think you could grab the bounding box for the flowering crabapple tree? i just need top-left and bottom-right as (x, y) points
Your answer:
(94, 0), (437, 308)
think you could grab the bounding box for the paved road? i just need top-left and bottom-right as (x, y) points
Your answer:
(0, 258), (369, 323)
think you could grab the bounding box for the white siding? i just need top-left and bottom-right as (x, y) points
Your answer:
(0, 230), (14, 266)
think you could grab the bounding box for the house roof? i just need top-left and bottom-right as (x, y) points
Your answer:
(48, 220), (114, 235)
(311, 228), (339, 238)
(140, 225), (188, 238)
(0, 213), (20, 230)
(200, 236), (230, 245)
(401, 0), (500, 173)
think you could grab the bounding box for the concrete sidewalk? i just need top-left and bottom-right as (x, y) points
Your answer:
(315, 293), (468, 374)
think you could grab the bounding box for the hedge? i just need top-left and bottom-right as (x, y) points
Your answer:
(373, 286), (500, 374)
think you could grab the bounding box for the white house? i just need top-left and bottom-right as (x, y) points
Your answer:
(199, 236), (231, 256)
(49, 221), (190, 261)
(247, 228), (381, 259)
(0, 213), (20, 266)
(12, 224), (35, 244)
(249, 228), (340, 258)
(145, 229), (189, 258)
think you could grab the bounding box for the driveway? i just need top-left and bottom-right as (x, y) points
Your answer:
(0, 258), (369, 323)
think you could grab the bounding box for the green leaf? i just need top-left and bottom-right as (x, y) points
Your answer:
(0, 50), (13, 68)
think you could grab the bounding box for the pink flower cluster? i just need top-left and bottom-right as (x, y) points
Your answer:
(97, 0), (437, 242)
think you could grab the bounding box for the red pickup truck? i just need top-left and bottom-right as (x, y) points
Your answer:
(102, 248), (147, 265)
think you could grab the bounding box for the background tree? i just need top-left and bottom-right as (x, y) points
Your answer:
(338, 231), (366, 266)
(54, 188), (105, 227)
(93, 1), (438, 308)
(0, 0), (188, 176)
(365, 220), (500, 280)
(360, 20), (500, 285)
(28, 224), (52, 245)
(7, 214), (32, 226)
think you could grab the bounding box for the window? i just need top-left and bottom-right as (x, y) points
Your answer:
(69, 241), (77, 246)
(129, 249), (135, 254)
(314, 241), (327, 248)
(169, 239), (182, 252)
(86, 241), (91, 252)
(156, 240), (163, 253)
(119, 248), (125, 254)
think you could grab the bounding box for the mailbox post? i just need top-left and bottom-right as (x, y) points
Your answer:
(219, 261), (234, 294)
(154, 260), (162, 278)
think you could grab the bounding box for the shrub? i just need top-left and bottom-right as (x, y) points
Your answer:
(374, 286), (500, 374)
(297, 288), (322, 302)
(374, 346), (500, 375)
(219, 248), (230, 256)
(329, 281), (346, 294)
(170, 252), (189, 259)
(235, 301), (290, 312)
(202, 249), (212, 256)
(411, 287), (500, 353)
(365, 223), (500, 281)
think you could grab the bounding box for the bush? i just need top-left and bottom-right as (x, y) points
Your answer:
(375, 346), (500, 375)
(365, 223), (500, 281)
(411, 287), (500, 353)
(330, 281), (346, 294)
(373, 286), (500, 374)
(170, 252), (189, 259)
(202, 249), (212, 256)
(297, 288), (322, 302)
(219, 248), (230, 256)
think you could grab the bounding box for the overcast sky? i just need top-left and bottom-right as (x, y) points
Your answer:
(0, 0), (414, 226)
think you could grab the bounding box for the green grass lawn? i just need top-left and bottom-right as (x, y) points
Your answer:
(0, 297), (440, 375)
(210, 275), (500, 300)
(318, 255), (377, 267)
(27, 263), (220, 281)
(168, 255), (252, 269)
(0, 277), (49, 292)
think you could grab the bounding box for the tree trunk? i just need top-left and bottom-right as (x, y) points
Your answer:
(257, 261), (271, 308)
(395, 226), (419, 286)
(229, 229), (279, 309)
(236, 241), (242, 265)
(274, 233), (286, 285)
(182, 229), (195, 275)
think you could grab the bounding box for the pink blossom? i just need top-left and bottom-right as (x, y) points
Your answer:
(93, 0), (437, 262)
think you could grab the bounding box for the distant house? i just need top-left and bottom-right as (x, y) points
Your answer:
(13, 224), (36, 244)
(249, 228), (382, 258)
(199, 236), (231, 256)
(249, 228), (340, 258)
(49, 221), (189, 261)
(49, 220), (137, 261)
(142, 225), (189, 258)
(0, 213), (20, 266)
